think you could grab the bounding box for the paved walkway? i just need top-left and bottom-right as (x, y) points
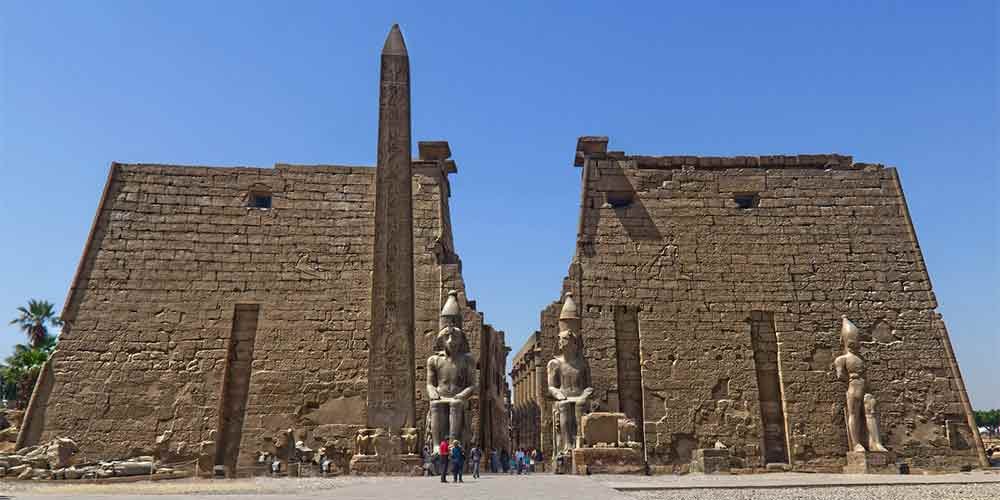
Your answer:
(1, 474), (631, 500)
(601, 470), (1000, 490)
(2, 471), (999, 499)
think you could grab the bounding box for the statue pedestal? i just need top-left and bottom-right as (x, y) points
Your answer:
(690, 448), (731, 474)
(553, 452), (572, 474)
(398, 454), (424, 476)
(571, 447), (644, 475)
(349, 454), (381, 475)
(348, 428), (424, 476)
(349, 453), (423, 476)
(844, 450), (896, 474)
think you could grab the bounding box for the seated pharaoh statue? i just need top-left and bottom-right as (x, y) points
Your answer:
(426, 290), (476, 447)
(834, 316), (888, 453)
(547, 292), (594, 454)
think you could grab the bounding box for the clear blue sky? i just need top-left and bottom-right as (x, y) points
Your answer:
(1, 2), (996, 408)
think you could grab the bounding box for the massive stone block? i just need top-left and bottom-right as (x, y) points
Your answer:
(580, 412), (619, 447)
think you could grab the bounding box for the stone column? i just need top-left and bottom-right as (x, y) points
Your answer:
(367, 23), (416, 430)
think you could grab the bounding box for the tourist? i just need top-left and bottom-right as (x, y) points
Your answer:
(439, 439), (450, 483)
(470, 444), (482, 478)
(500, 449), (510, 473)
(489, 448), (499, 473)
(451, 440), (465, 483)
(422, 445), (434, 477)
(515, 448), (525, 474)
(527, 448), (535, 473)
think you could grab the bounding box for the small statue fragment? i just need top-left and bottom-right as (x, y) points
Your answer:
(834, 316), (888, 453)
(355, 428), (377, 456)
(294, 440), (314, 463)
(400, 427), (419, 455)
(618, 417), (640, 449)
(547, 293), (594, 454)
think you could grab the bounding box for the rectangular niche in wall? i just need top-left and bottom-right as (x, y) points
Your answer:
(614, 305), (645, 447)
(748, 311), (789, 465)
(215, 304), (260, 476)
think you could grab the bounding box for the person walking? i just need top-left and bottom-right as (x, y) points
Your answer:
(422, 445), (433, 477)
(500, 449), (510, 474)
(489, 448), (498, 473)
(450, 440), (465, 483)
(470, 445), (482, 479)
(515, 448), (525, 475)
(438, 439), (450, 483)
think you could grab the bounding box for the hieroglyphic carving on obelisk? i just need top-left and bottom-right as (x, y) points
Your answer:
(367, 24), (416, 430)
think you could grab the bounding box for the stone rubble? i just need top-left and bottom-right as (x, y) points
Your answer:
(0, 437), (178, 481)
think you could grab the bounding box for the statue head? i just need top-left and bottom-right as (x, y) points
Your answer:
(435, 326), (469, 356)
(841, 316), (860, 353)
(557, 329), (583, 359)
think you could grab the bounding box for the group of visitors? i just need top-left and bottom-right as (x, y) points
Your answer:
(420, 443), (544, 481)
(490, 447), (543, 474)
(422, 440), (470, 483)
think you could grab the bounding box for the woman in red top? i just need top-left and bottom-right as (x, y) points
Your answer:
(439, 439), (450, 482)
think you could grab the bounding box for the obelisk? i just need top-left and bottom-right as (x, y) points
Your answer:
(367, 24), (416, 430)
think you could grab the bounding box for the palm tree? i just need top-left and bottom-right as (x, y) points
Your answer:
(9, 299), (62, 348)
(0, 340), (54, 407)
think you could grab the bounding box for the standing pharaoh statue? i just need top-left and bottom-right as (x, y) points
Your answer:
(834, 316), (888, 453)
(426, 290), (476, 447)
(547, 293), (594, 454)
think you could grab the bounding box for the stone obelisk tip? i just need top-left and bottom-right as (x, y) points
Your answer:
(382, 24), (407, 55)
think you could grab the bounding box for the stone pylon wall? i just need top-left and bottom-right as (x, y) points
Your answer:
(517, 143), (985, 471)
(25, 164), (378, 464)
(21, 159), (509, 472)
(582, 152), (983, 470)
(413, 158), (509, 453)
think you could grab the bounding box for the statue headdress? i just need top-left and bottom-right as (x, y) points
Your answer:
(439, 290), (462, 328)
(435, 290), (468, 353)
(559, 292), (580, 321)
(841, 316), (860, 344)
